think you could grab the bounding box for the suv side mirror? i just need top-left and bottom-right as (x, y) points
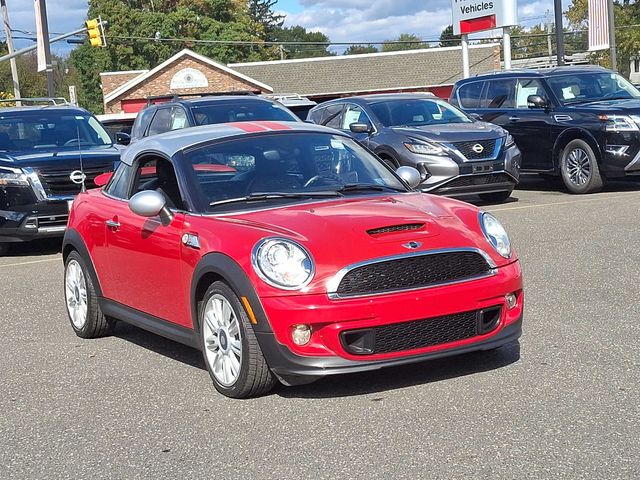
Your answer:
(115, 132), (131, 146)
(349, 122), (372, 134)
(468, 112), (482, 121)
(396, 166), (421, 189)
(129, 190), (173, 225)
(527, 95), (548, 109)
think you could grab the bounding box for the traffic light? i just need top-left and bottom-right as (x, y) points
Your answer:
(85, 17), (105, 47)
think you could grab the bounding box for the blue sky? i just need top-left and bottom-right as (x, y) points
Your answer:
(4, 0), (574, 57)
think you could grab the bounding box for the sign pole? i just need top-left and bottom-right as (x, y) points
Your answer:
(34, 0), (55, 97)
(607, 0), (617, 71)
(461, 34), (470, 78)
(503, 26), (512, 70)
(553, 0), (565, 66)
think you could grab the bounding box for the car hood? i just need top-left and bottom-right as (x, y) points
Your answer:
(0, 145), (120, 170)
(565, 98), (640, 114)
(390, 122), (504, 142)
(216, 193), (511, 296)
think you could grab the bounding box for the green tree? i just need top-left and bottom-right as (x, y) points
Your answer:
(270, 25), (333, 59)
(439, 25), (461, 48)
(381, 33), (425, 52)
(248, 0), (285, 39)
(343, 44), (378, 55)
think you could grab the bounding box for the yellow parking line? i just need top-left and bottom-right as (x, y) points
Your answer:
(490, 192), (640, 212)
(0, 258), (60, 269)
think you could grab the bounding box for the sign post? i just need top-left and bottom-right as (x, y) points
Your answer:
(452, 0), (518, 76)
(34, 0), (55, 96)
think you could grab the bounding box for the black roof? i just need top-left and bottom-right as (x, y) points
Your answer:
(459, 65), (612, 84)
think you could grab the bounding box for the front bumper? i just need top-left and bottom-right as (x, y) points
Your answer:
(0, 198), (71, 242)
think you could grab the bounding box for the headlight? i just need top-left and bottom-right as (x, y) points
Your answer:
(404, 142), (445, 156)
(0, 167), (29, 186)
(505, 133), (515, 147)
(252, 238), (314, 289)
(599, 114), (640, 132)
(479, 212), (511, 259)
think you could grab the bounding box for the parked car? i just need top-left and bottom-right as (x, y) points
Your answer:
(96, 112), (137, 143)
(307, 93), (521, 202)
(450, 66), (640, 193)
(264, 93), (317, 120)
(63, 121), (524, 398)
(0, 99), (120, 255)
(126, 93), (300, 144)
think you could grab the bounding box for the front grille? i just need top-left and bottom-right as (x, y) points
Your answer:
(333, 250), (492, 298)
(453, 139), (497, 160)
(37, 166), (111, 196)
(341, 306), (502, 355)
(442, 173), (512, 189)
(367, 223), (424, 236)
(37, 214), (68, 228)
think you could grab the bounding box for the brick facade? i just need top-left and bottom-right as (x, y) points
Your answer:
(100, 71), (147, 97)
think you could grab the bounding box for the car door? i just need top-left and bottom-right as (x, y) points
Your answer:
(103, 156), (191, 327)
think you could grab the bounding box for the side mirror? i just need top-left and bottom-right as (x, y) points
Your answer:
(128, 190), (173, 225)
(94, 171), (113, 187)
(396, 166), (421, 189)
(115, 132), (131, 146)
(349, 122), (372, 134)
(527, 95), (548, 109)
(468, 112), (482, 121)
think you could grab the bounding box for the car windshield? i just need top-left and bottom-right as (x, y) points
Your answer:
(185, 132), (408, 212)
(547, 72), (640, 104)
(192, 101), (298, 126)
(370, 98), (472, 127)
(0, 112), (112, 151)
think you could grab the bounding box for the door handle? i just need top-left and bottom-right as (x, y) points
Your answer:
(508, 116), (520, 122)
(105, 219), (120, 229)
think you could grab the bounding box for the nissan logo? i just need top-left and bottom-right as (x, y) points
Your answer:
(472, 143), (484, 154)
(69, 170), (86, 185)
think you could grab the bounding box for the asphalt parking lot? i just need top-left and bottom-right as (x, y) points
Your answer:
(1, 175), (639, 479)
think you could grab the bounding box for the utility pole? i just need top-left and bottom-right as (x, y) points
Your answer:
(607, 0), (617, 71)
(553, 0), (565, 66)
(34, 0), (55, 97)
(1, 0), (20, 102)
(279, 44), (285, 60)
(503, 27), (512, 70)
(546, 9), (553, 64)
(461, 34), (470, 78)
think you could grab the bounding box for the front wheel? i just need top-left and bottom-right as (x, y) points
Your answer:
(199, 282), (276, 398)
(560, 139), (604, 194)
(478, 189), (513, 203)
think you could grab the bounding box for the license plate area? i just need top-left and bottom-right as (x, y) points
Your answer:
(472, 162), (494, 174)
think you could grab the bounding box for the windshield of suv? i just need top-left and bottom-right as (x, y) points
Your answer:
(547, 72), (640, 104)
(370, 98), (472, 127)
(185, 132), (407, 212)
(0, 112), (112, 151)
(192, 101), (298, 126)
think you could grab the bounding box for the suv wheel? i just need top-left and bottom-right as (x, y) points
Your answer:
(478, 189), (513, 203)
(64, 251), (115, 338)
(199, 282), (276, 398)
(560, 139), (603, 194)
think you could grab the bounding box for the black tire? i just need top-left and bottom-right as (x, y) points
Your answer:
(199, 281), (276, 399)
(559, 139), (604, 194)
(63, 251), (114, 338)
(478, 189), (513, 203)
(379, 154), (398, 169)
(0, 242), (8, 256)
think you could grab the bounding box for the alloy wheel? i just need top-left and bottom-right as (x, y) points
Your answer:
(565, 148), (592, 186)
(65, 259), (88, 329)
(202, 294), (243, 387)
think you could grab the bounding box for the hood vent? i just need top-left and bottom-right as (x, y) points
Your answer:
(367, 223), (425, 236)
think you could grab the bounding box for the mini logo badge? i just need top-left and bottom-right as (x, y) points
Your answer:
(472, 143), (484, 154)
(402, 241), (422, 250)
(69, 170), (86, 185)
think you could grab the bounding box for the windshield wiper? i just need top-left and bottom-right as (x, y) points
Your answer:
(209, 191), (341, 207)
(336, 183), (406, 194)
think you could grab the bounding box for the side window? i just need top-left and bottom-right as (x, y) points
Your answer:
(483, 79), (516, 108)
(131, 107), (155, 139)
(341, 104), (372, 129)
(323, 104), (344, 128)
(104, 163), (133, 199)
(170, 107), (188, 130)
(147, 108), (172, 136)
(457, 81), (484, 108)
(515, 79), (546, 108)
(132, 157), (184, 210)
(307, 107), (325, 124)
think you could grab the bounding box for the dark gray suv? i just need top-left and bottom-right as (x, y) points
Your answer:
(307, 93), (521, 201)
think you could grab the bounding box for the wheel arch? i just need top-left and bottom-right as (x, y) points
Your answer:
(552, 128), (602, 171)
(62, 228), (103, 297)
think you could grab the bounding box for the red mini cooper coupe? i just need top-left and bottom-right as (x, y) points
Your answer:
(63, 121), (523, 398)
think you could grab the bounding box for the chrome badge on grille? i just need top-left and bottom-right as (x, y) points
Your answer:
(69, 170), (86, 185)
(472, 143), (484, 154)
(402, 241), (422, 250)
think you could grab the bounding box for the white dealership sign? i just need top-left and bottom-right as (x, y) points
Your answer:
(452, 0), (518, 35)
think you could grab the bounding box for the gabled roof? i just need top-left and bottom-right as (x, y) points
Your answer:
(104, 49), (273, 104)
(230, 44), (499, 97)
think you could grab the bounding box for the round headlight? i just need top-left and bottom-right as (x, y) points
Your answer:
(479, 212), (512, 258)
(252, 238), (314, 289)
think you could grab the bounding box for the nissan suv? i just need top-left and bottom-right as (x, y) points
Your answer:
(450, 66), (640, 193)
(307, 93), (521, 202)
(0, 101), (119, 255)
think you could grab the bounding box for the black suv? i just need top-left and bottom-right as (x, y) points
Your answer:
(450, 66), (640, 193)
(307, 93), (521, 201)
(127, 94), (300, 144)
(0, 100), (119, 255)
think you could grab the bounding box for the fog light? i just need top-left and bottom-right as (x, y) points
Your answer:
(291, 324), (311, 346)
(23, 216), (38, 230)
(505, 292), (517, 310)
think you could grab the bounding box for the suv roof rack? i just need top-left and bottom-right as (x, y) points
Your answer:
(0, 97), (70, 107)
(475, 68), (538, 77)
(145, 91), (259, 106)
